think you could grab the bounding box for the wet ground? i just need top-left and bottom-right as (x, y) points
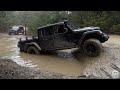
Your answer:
(0, 33), (120, 78)
(0, 58), (79, 79)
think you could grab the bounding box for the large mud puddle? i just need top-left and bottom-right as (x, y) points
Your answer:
(0, 34), (86, 76)
(0, 33), (120, 78)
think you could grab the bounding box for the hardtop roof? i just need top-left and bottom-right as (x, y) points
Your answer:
(37, 21), (68, 30)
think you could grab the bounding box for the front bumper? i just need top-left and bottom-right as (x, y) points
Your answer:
(101, 33), (109, 42)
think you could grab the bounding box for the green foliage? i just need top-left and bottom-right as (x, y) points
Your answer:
(111, 24), (120, 32)
(1, 11), (120, 34)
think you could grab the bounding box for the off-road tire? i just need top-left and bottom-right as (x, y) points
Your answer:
(27, 46), (40, 55)
(83, 39), (102, 57)
(9, 33), (11, 35)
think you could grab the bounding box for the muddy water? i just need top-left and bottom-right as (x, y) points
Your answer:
(0, 34), (86, 76)
(0, 33), (120, 77)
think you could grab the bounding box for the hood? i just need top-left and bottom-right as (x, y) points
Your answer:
(10, 29), (18, 31)
(73, 26), (100, 32)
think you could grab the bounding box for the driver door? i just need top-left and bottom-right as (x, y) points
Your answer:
(39, 26), (54, 50)
(54, 25), (72, 49)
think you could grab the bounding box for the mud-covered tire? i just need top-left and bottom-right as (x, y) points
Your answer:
(27, 46), (40, 55)
(83, 39), (102, 57)
(9, 33), (11, 35)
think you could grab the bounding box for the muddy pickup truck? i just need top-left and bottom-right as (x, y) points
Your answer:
(17, 20), (109, 57)
(9, 26), (24, 35)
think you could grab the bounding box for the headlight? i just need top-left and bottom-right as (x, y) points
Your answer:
(99, 31), (102, 33)
(96, 31), (102, 34)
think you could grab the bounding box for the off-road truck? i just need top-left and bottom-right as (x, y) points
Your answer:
(9, 26), (24, 35)
(17, 20), (109, 57)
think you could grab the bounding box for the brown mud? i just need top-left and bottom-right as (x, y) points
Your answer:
(0, 33), (120, 79)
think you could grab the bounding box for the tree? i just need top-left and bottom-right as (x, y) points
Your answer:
(1, 11), (120, 34)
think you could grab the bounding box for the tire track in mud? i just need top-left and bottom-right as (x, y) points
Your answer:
(57, 43), (120, 79)
(78, 35), (120, 79)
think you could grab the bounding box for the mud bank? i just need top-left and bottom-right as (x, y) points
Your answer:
(0, 58), (72, 79)
(0, 58), (95, 79)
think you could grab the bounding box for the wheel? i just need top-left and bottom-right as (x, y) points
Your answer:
(9, 33), (11, 35)
(27, 46), (40, 55)
(83, 39), (102, 57)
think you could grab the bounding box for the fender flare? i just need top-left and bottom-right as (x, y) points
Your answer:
(79, 30), (101, 45)
(24, 42), (41, 51)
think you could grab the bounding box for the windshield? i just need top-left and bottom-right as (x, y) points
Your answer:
(10, 26), (19, 31)
(12, 27), (19, 29)
(67, 22), (80, 30)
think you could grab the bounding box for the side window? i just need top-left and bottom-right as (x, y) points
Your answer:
(42, 26), (53, 37)
(39, 29), (43, 37)
(55, 25), (68, 34)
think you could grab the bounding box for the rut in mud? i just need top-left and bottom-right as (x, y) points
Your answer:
(0, 33), (120, 78)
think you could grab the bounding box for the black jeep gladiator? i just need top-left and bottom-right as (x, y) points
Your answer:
(17, 20), (109, 57)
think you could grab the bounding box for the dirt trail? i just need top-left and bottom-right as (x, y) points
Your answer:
(0, 33), (120, 79)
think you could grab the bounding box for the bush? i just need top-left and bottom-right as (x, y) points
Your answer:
(111, 24), (120, 34)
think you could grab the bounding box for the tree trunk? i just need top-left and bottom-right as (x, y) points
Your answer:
(24, 26), (27, 35)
